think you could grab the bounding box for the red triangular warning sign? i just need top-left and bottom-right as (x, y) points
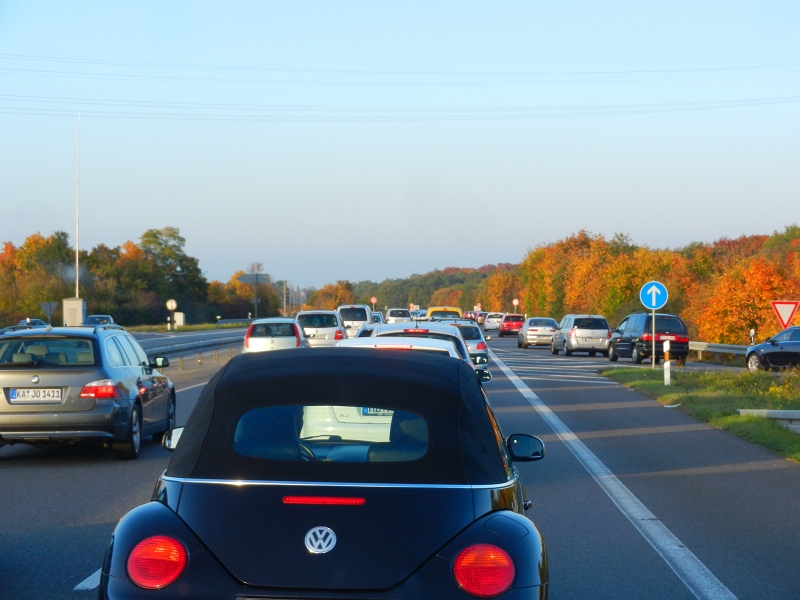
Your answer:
(771, 301), (799, 329)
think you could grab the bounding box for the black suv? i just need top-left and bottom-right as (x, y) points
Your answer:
(0, 326), (174, 459)
(609, 313), (690, 365)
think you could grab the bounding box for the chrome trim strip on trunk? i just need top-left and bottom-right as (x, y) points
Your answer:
(161, 474), (518, 490)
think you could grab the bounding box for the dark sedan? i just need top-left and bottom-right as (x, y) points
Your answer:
(99, 349), (548, 598)
(747, 326), (800, 372)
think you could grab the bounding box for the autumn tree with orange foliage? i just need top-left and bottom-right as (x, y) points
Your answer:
(303, 281), (355, 310)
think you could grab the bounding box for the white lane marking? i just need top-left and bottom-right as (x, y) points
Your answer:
(489, 349), (738, 600)
(178, 381), (209, 392)
(74, 568), (101, 590)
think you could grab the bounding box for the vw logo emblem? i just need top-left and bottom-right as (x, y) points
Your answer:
(31, 375), (40, 384)
(304, 526), (336, 554)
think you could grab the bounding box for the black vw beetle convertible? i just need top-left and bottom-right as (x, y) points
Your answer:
(99, 348), (548, 598)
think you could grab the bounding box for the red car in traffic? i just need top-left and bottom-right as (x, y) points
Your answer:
(499, 314), (525, 337)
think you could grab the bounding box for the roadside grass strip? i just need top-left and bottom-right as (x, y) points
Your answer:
(489, 350), (737, 600)
(601, 368), (800, 463)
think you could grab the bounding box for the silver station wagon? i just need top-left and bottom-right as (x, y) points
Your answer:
(0, 326), (173, 459)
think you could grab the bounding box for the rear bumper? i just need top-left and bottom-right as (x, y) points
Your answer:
(525, 333), (554, 345)
(566, 338), (610, 351)
(635, 341), (689, 358)
(0, 400), (130, 443)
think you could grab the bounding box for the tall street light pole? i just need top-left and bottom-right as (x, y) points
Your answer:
(75, 113), (81, 298)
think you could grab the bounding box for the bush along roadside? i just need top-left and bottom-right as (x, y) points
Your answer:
(601, 368), (800, 463)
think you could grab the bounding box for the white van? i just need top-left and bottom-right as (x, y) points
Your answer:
(336, 305), (373, 338)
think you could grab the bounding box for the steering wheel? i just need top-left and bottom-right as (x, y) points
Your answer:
(297, 441), (319, 461)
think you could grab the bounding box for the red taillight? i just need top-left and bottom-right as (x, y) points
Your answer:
(453, 544), (515, 597)
(293, 324), (301, 347)
(127, 536), (187, 590)
(641, 333), (653, 342)
(607, 330), (612, 339)
(476, 342), (487, 350)
(569, 329), (577, 338)
(282, 496), (365, 505)
(79, 379), (120, 399)
(334, 330), (344, 340)
(404, 329), (429, 333)
(675, 335), (689, 343)
(244, 323), (255, 349)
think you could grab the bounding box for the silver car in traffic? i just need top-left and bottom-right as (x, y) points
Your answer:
(385, 308), (413, 324)
(483, 312), (504, 331)
(518, 318), (559, 348)
(243, 318), (310, 352)
(296, 311), (345, 347)
(551, 314), (611, 357)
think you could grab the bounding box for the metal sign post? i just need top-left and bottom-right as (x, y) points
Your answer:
(371, 296), (377, 312)
(237, 273), (266, 319)
(639, 281), (668, 370)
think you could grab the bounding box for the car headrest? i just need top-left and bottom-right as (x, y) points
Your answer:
(26, 345), (48, 357)
(13, 353), (33, 363)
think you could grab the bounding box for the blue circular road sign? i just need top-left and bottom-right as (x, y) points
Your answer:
(640, 281), (668, 311)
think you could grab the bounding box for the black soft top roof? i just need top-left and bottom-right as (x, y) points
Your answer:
(167, 349), (507, 485)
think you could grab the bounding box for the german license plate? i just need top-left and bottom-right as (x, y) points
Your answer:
(661, 335), (676, 341)
(10, 388), (62, 402)
(585, 338), (601, 343)
(362, 407), (393, 417)
(312, 334), (326, 339)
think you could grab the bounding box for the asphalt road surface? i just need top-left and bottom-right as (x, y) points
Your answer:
(131, 328), (246, 355)
(1, 337), (798, 599)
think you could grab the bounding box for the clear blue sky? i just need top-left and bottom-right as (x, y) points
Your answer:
(1, 1), (798, 287)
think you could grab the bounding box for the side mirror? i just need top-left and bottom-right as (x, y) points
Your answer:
(507, 434), (545, 462)
(162, 427), (184, 450)
(484, 336), (491, 341)
(151, 356), (170, 368)
(477, 369), (492, 383)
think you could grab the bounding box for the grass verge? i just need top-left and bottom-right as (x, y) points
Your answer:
(601, 368), (800, 463)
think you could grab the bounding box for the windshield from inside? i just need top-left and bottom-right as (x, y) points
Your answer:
(0, 337), (97, 367)
(234, 405), (428, 462)
(297, 314), (339, 329)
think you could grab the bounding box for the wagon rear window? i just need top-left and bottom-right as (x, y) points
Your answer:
(234, 405), (428, 463)
(251, 323), (296, 337)
(574, 318), (609, 330)
(0, 337), (97, 367)
(339, 308), (368, 322)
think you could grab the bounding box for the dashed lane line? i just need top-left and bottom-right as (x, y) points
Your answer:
(489, 349), (737, 600)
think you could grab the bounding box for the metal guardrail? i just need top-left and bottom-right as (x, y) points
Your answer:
(144, 335), (244, 355)
(689, 341), (748, 363)
(216, 319), (253, 327)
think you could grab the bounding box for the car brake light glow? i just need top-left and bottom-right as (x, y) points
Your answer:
(79, 379), (120, 399)
(375, 344), (413, 350)
(569, 329), (577, 338)
(127, 536), (187, 590)
(244, 324), (255, 349)
(476, 342), (487, 350)
(282, 496), (365, 505)
(641, 333), (653, 342)
(293, 324), (301, 347)
(453, 544), (515, 597)
(404, 329), (429, 333)
(334, 330), (344, 340)
(607, 330), (612, 339)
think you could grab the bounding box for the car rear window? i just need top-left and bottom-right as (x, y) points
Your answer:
(487, 313), (503, 319)
(234, 406), (428, 463)
(0, 337), (97, 367)
(339, 308), (368, 322)
(376, 332), (468, 360)
(528, 319), (557, 327)
(297, 314), (339, 329)
(251, 323), (296, 337)
(388, 310), (411, 318)
(504, 315), (524, 323)
(573, 318), (609, 330)
(649, 316), (688, 334)
(452, 326), (481, 340)
(429, 310), (461, 319)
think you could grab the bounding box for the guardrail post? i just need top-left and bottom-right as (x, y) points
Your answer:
(197, 353), (202, 366)
(214, 349), (219, 362)
(179, 356), (184, 370)
(228, 347), (233, 359)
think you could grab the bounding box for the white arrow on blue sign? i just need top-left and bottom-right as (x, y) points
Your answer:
(639, 281), (668, 311)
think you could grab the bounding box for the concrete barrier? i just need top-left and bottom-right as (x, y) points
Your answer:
(737, 409), (800, 434)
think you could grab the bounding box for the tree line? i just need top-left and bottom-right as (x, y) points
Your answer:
(303, 226), (800, 345)
(0, 227), (280, 326)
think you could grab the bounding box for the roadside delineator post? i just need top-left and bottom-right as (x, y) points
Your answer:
(663, 340), (671, 386)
